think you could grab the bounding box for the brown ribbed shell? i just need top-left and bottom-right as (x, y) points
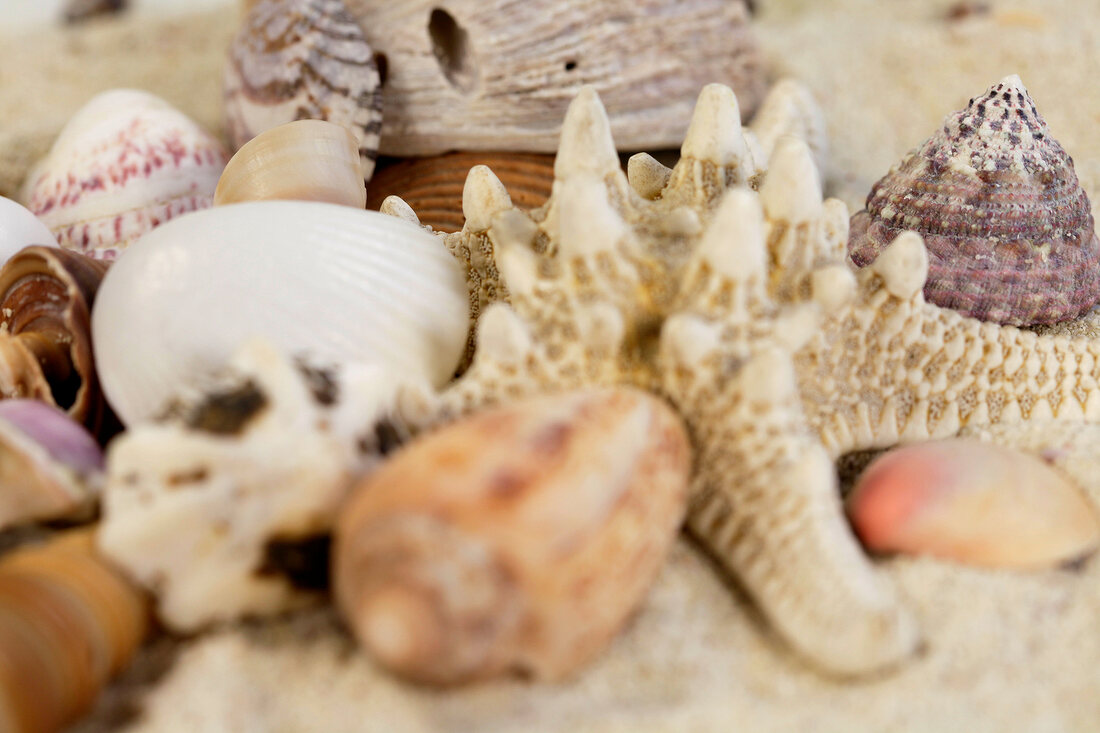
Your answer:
(0, 529), (150, 733)
(848, 76), (1100, 325)
(0, 246), (118, 440)
(366, 152), (555, 233)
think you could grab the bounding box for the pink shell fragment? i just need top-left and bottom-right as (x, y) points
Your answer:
(847, 439), (1100, 570)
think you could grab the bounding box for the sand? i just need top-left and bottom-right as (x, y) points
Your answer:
(5, 1), (1100, 731)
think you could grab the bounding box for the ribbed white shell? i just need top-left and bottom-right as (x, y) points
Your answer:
(91, 201), (468, 426)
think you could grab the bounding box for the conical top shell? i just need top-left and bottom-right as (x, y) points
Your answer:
(848, 75), (1100, 325)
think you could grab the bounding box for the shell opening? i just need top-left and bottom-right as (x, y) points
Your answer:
(428, 8), (478, 93)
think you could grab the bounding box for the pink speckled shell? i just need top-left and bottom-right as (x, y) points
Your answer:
(21, 90), (227, 260)
(848, 77), (1100, 326)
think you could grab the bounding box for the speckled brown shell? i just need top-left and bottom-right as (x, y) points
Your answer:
(224, 0), (383, 181)
(848, 76), (1100, 325)
(367, 152), (555, 233)
(334, 387), (691, 684)
(0, 246), (117, 440)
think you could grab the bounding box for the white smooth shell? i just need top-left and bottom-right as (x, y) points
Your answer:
(0, 196), (58, 265)
(91, 201), (469, 426)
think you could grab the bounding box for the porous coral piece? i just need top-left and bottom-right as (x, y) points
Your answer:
(97, 340), (409, 632)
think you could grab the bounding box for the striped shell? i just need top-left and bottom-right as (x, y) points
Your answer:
(367, 153), (555, 233)
(848, 75), (1100, 325)
(90, 201), (468, 426)
(0, 529), (149, 733)
(20, 90), (227, 260)
(224, 0), (383, 181)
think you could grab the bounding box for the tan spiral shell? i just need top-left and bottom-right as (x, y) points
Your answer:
(224, 0), (383, 181)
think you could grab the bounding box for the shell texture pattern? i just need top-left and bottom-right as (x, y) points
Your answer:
(388, 82), (1100, 676)
(343, 0), (764, 155)
(20, 89), (227, 260)
(224, 0), (383, 181)
(848, 75), (1100, 325)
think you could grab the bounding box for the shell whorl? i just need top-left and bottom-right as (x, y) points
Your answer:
(224, 0), (383, 181)
(848, 75), (1100, 325)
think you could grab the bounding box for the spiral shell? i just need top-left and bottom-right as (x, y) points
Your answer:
(21, 89), (227, 260)
(0, 529), (149, 733)
(0, 245), (114, 438)
(848, 75), (1100, 325)
(224, 0), (383, 181)
(334, 387), (691, 684)
(91, 201), (468, 426)
(367, 153), (555, 233)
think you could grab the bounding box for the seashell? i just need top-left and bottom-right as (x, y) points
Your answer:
(98, 339), (407, 631)
(847, 75), (1100, 325)
(343, 0), (764, 155)
(90, 201), (468, 426)
(0, 196), (58, 265)
(20, 89), (227, 260)
(366, 152), (555, 233)
(333, 387), (691, 684)
(0, 245), (116, 438)
(0, 528), (149, 733)
(224, 0), (383, 182)
(0, 399), (104, 531)
(847, 439), (1100, 569)
(213, 120), (366, 208)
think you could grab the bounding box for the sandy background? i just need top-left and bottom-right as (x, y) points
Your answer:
(4, 0), (1100, 731)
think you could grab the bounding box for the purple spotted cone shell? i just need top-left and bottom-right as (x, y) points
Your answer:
(848, 75), (1100, 326)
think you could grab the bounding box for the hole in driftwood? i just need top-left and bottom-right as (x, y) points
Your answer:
(428, 8), (477, 92)
(373, 52), (389, 87)
(564, 59), (577, 72)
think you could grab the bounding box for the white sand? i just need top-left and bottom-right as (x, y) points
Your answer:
(7, 1), (1100, 730)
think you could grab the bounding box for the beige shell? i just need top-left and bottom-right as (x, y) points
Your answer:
(344, 0), (764, 155)
(847, 439), (1100, 569)
(334, 387), (691, 684)
(214, 120), (366, 208)
(224, 0), (383, 181)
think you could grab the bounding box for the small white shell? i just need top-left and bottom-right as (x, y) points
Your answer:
(91, 201), (468, 426)
(0, 196), (58, 266)
(21, 89), (227, 260)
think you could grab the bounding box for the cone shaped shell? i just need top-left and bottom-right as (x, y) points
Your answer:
(367, 153), (555, 233)
(848, 76), (1100, 325)
(90, 202), (469, 426)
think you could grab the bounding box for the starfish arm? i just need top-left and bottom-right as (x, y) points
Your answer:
(662, 321), (919, 675)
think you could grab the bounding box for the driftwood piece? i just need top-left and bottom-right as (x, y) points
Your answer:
(344, 0), (765, 154)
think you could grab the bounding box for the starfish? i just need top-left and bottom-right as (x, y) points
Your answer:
(385, 84), (1100, 675)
